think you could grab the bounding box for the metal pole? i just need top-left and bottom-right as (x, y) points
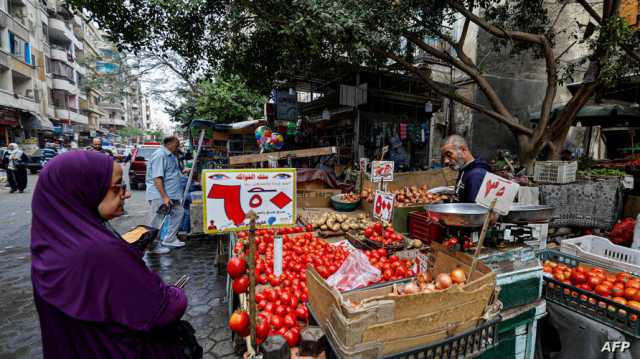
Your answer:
(247, 211), (258, 348)
(181, 129), (205, 207)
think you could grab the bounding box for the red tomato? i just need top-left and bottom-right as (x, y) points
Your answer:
(228, 310), (249, 335)
(383, 269), (393, 281)
(283, 313), (297, 328)
(588, 275), (603, 288)
(577, 284), (592, 292)
(605, 274), (617, 283)
(258, 300), (267, 310)
(264, 289), (276, 302)
(256, 317), (270, 338)
(283, 328), (300, 347)
(611, 287), (625, 298)
(295, 306), (308, 320)
(274, 305), (288, 317)
(595, 284), (612, 297)
(570, 272), (587, 285)
(232, 275), (250, 294)
(227, 257), (247, 279)
(625, 288), (638, 301)
(627, 280), (640, 290)
(269, 276), (281, 287)
(395, 266), (407, 277)
(270, 315), (283, 329)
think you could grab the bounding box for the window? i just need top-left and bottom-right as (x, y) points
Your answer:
(45, 57), (51, 74)
(8, 32), (30, 65)
(42, 23), (49, 43)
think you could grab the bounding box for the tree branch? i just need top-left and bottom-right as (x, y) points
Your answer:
(447, 0), (544, 44)
(576, 0), (640, 64)
(405, 32), (514, 120)
(375, 48), (533, 135)
(531, 37), (558, 146)
(458, 17), (471, 48)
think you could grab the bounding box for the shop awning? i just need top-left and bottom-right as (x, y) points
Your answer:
(21, 112), (54, 131)
(529, 102), (640, 127)
(189, 119), (266, 130)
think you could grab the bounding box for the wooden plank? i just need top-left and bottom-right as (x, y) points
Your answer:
(229, 146), (337, 165)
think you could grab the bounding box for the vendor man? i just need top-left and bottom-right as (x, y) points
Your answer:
(440, 135), (491, 203)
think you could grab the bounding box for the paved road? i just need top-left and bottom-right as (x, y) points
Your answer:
(0, 170), (238, 359)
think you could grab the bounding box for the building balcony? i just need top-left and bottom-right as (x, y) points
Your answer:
(0, 89), (40, 113)
(48, 17), (83, 50)
(0, 50), (9, 70)
(99, 102), (124, 111)
(52, 77), (78, 94)
(100, 117), (126, 127)
(55, 107), (88, 125)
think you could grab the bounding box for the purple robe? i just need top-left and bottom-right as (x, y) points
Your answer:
(31, 151), (188, 359)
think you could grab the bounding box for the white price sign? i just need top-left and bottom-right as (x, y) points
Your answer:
(474, 173), (520, 215)
(202, 169), (296, 233)
(274, 236), (283, 277)
(371, 161), (394, 182)
(373, 191), (395, 223)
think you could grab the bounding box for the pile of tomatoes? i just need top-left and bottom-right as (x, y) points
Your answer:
(363, 248), (415, 282)
(544, 260), (640, 314)
(363, 223), (404, 246)
(228, 226), (351, 346)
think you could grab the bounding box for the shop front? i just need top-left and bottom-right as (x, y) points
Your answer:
(0, 108), (22, 147)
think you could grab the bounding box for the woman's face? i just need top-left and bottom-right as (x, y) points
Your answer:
(98, 163), (131, 220)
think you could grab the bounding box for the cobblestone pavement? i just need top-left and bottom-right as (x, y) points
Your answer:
(0, 170), (239, 359)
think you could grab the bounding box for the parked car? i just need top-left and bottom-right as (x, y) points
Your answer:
(129, 143), (161, 190)
(27, 148), (58, 174)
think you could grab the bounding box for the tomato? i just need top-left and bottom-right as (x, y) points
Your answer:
(605, 274), (617, 283)
(383, 269), (393, 281)
(264, 289), (276, 302)
(283, 328), (300, 347)
(624, 287), (638, 301)
(627, 280), (640, 290)
(270, 315), (284, 329)
(275, 305), (288, 317)
(574, 266), (587, 274)
(227, 257), (247, 279)
(264, 302), (274, 314)
(283, 313), (297, 328)
(317, 266), (330, 278)
(256, 317), (270, 338)
(617, 272), (632, 283)
(611, 287), (625, 298)
(269, 276), (281, 287)
(395, 266), (407, 277)
(228, 310), (250, 335)
(295, 306), (308, 321)
(577, 284), (592, 292)
(595, 284), (612, 297)
(232, 275), (250, 294)
(588, 275), (603, 288)
(281, 292), (291, 305)
(602, 281), (615, 289)
(373, 223), (383, 233)
(305, 224), (313, 232)
(570, 272), (587, 285)
(258, 300), (267, 310)
(364, 228), (373, 238)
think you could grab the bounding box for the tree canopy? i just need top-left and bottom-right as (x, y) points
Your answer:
(67, 0), (640, 166)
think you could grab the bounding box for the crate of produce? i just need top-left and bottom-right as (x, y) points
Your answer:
(540, 249), (640, 338)
(533, 161), (577, 184)
(306, 244), (498, 357)
(560, 235), (640, 276)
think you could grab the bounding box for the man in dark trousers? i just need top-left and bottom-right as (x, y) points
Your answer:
(440, 135), (491, 203)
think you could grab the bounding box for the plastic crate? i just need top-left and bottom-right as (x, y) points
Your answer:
(408, 211), (442, 244)
(560, 235), (640, 276)
(533, 161), (577, 184)
(540, 249), (640, 338)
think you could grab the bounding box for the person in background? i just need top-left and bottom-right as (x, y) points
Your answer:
(6, 143), (28, 193)
(31, 151), (188, 358)
(146, 136), (189, 254)
(440, 135), (491, 203)
(88, 138), (113, 156)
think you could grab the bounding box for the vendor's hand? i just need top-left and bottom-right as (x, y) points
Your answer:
(162, 196), (171, 207)
(182, 168), (191, 174)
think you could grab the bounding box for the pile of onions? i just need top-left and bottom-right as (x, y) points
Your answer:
(361, 185), (449, 207)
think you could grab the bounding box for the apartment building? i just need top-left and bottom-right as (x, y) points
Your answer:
(0, 0), (147, 147)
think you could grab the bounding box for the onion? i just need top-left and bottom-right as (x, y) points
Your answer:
(450, 268), (467, 284)
(425, 283), (436, 291)
(416, 272), (429, 286)
(401, 282), (420, 295)
(435, 273), (453, 290)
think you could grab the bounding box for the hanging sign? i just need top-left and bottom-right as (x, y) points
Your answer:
(373, 191), (395, 223)
(371, 161), (394, 182)
(202, 169), (296, 233)
(474, 173), (520, 216)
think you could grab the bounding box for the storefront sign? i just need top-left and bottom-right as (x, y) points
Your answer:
(474, 173), (519, 215)
(202, 169), (297, 233)
(373, 191), (395, 223)
(371, 161), (394, 182)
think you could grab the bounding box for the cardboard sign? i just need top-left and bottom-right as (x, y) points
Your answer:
(474, 172), (520, 215)
(373, 191), (395, 223)
(202, 169), (296, 233)
(371, 161), (394, 182)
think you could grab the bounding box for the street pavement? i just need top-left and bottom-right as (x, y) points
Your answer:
(0, 170), (239, 359)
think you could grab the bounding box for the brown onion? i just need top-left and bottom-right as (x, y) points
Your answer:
(436, 273), (453, 290)
(450, 268), (467, 284)
(401, 282), (420, 295)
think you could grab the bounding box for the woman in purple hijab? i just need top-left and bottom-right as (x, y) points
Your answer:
(31, 151), (188, 358)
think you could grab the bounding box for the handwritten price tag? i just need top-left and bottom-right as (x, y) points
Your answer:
(474, 173), (519, 215)
(373, 191), (395, 222)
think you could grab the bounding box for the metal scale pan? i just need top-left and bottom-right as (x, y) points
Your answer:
(500, 205), (555, 224)
(424, 203), (489, 228)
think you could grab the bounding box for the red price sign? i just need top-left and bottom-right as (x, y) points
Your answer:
(474, 173), (519, 215)
(373, 191), (395, 222)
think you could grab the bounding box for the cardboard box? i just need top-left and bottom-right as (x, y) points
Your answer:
(307, 243), (497, 357)
(297, 189), (342, 208)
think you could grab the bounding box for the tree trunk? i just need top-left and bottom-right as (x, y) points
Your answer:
(516, 134), (537, 174)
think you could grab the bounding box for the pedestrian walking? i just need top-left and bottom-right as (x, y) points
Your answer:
(6, 143), (28, 193)
(31, 151), (189, 359)
(88, 137), (113, 156)
(146, 136), (189, 254)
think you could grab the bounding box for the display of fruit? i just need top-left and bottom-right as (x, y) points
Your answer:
(340, 192), (360, 202)
(363, 248), (415, 282)
(361, 185), (449, 207)
(363, 224), (404, 246)
(310, 212), (372, 234)
(544, 259), (640, 320)
(229, 310), (250, 337)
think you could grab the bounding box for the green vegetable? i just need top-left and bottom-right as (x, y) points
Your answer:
(579, 168), (627, 177)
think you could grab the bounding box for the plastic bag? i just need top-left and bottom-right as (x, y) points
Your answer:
(326, 250), (381, 292)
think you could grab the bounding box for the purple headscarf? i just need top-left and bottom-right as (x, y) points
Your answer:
(31, 151), (174, 331)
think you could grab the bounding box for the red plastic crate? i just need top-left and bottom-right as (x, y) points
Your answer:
(408, 211), (442, 244)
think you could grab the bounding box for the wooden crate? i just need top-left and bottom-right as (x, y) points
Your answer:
(307, 244), (497, 356)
